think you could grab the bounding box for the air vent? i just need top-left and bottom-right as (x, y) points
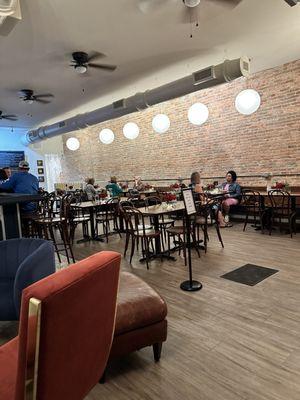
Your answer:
(193, 67), (215, 85)
(113, 99), (126, 109)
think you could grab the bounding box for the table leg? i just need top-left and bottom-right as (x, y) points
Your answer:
(90, 206), (104, 242)
(139, 215), (176, 263)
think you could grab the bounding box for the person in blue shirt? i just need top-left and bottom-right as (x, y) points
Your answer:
(106, 176), (123, 197)
(0, 160), (39, 212)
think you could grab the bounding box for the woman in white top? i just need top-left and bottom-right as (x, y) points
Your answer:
(84, 178), (97, 201)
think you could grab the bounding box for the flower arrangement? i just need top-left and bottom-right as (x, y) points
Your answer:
(204, 183), (215, 190)
(99, 189), (108, 198)
(170, 183), (180, 189)
(272, 182), (285, 189)
(163, 192), (177, 202)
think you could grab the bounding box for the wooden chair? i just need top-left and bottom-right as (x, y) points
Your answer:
(95, 198), (122, 242)
(241, 189), (266, 232)
(32, 194), (75, 263)
(268, 189), (297, 237)
(144, 196), (175, 245)
(67, 196), (91, 243)
(122, 206), (161, 269)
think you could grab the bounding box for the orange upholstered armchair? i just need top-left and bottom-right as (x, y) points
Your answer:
(0, 251), (121, 400)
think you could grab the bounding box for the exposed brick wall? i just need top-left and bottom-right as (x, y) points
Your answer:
(61, 59), (300, 187)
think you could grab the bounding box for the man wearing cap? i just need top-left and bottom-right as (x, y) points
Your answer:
(0, 160), (39, 212)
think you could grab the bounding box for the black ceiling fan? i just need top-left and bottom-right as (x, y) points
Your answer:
(70, 51), (117, 74)
(0, 110), (18, 121)
(19, 89), (54, 104)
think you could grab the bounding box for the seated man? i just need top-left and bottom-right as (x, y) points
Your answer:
(218, 170), (241, 227)
(0, 160), (39, 213)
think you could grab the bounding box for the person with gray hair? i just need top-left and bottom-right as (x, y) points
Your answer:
(84, 177), (97, 200)
(0, 160), (39, 212)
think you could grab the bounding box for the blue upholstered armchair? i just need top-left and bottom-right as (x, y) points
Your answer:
(0, 238), (56, 321)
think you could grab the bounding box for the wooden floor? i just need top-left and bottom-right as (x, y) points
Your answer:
(72, 223), (300, 400)
(1, 223), (300, 399)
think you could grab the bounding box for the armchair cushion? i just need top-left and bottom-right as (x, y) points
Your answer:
(115, 272), (167, 336)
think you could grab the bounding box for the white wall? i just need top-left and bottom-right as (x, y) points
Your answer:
(0, 127), (45, 188)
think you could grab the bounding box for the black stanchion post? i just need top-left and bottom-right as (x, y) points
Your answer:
(180, 190), (203, 292)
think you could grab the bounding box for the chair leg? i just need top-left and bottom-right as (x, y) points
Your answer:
(48, 224), (62, 263)
(130, 236), (135, 264)
(124, 233), (129, 256)
(215, 223), (224, 248)
(153, 342), (162, 362)
(243, 212), (249, 231)
(143, 237), (150, 270)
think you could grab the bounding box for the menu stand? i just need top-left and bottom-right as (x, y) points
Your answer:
(180, 189), (203, 292)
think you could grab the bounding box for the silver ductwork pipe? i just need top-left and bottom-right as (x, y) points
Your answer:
(23, 57), (250, 145)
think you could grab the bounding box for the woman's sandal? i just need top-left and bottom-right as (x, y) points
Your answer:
(220, 222), (233, 228)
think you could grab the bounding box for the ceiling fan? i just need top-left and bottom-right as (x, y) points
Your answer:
(70, 51), (117, 74)
(0, 110), (17, 121)
(182, 0), (241, 23)
(19, 89), (54, 104)
(137, 0), (242, 23)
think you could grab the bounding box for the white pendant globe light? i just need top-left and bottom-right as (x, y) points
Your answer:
(152, 114), (170, 134)
(123, 122), (140, 140)
(235, 89), (261, 115)
(188, 103), (209, 125)
(66, 137), (80, 151)
(99, 128), (115, 144)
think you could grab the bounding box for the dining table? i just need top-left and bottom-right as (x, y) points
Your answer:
(70, 197), (128, 241)
(138, 201), (185, 261)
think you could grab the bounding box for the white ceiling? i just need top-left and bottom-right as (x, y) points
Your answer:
(0, 0), (299, 129)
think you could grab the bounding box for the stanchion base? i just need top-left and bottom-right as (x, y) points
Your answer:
(180, 280), (203, 292)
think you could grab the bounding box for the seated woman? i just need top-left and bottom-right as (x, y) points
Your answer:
(84, 178), (97, 201)
(189, 171), (204, 200)
(218, 170), (241, 227)
(106, 176), (123, 197)
(133, 176), (145, 191)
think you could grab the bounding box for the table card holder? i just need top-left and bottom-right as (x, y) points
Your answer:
(180, 189), (203, 292)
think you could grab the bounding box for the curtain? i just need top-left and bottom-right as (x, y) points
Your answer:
(45, 154), (63, 193)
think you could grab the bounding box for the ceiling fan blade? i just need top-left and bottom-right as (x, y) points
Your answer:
(207, 0), (242, 9)
(3, 116), (18, 121)
(88, 63), (117, 71)
(34, 98), (51, 104)
(34, 93), (54, 98)
(2, 114), (17, 118)
(87, 51), (105, 63)
(137, 0), (175, 14)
